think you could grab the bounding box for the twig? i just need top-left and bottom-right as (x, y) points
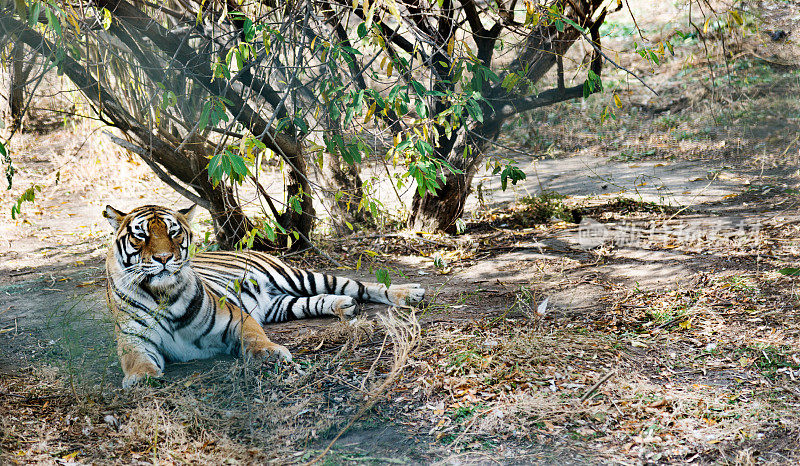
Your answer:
(296, 230), (342, 269)
(579, 31), (658, 96)
(623, 0), (647, 41)
(580, 369), (615, 402)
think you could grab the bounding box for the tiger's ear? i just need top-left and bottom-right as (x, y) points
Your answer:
(103, 205), (127, 230)
(178, 205), (196, 222)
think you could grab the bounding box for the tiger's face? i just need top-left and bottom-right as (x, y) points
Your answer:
(104, 205), (196, 289)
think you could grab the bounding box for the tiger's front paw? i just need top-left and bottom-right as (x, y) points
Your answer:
(122, 368), (164, 389)
(251, 342), (293, 363)
(388, 284), (425, 306)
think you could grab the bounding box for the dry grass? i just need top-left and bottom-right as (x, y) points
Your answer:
(0, 308), (424, 465)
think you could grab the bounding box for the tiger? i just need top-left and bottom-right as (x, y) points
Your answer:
(103, 204), (425, 388)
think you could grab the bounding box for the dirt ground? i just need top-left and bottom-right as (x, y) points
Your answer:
(3, 1), (800, 465)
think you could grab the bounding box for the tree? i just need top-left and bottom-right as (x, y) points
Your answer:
(0, 0), (623, 248)
(0, 41), (26, 134)
(1, 0), (317, 249)
(309, 0), (615, 232)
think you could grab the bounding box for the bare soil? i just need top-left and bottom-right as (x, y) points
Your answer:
(4, 1), (800, 464)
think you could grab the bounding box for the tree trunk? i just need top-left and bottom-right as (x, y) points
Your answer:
(0, 13), (309, 251)
(0, 42), (23, 135)
(276, 153), (314, 250)
(407, 7), (606, 233)
(408, 168), (474, 233)
(321, 151), (373, 234)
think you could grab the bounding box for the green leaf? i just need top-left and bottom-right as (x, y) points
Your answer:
(341, 46), (362, 56)
(501, 73), (520, 91)
(289, 196), (302, 213)
(353, 90), (364, 113)
(28, 2), (41, 26)
(209, 98), (229, 126)
(583, 70), (602, 97)
(161, 90), (177, 109)
(387, 84), (403, 102)
(198, 101), (211, 131)
(415, 99), (428, 118)
(465, 99), (483, 123)
(343, 106), (354, 126)
(207, 150), (248, 185)
(778, 267), (800, 276)
(415, 139), (433, 156)
(262, 223), (276, 242)
(225, 149), (248, 182)
(395, 138), (411, 153)
(483, 67), (500, 83)
(101, 8), (112, 30)
(45, 6), (61, 37)
(560, 16), (586, 33)
(243, 18), (255, 42)
(211, 59), (230, 79)
(410, 80), (426, 97)
(375, 268), (391, 287)
(293, 116), (308, 134)
(500, 165), (526, 191)
(10, 185), (41, 219)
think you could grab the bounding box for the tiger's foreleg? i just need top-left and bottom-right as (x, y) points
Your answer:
(226, 303), (292, 362)
(108, 286), (166, 388)
(115, 333), (165, 389)
(302, 271), (425, 307)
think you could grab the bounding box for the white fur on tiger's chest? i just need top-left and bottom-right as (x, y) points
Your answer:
(159, 327), (228, 362)
(118, 278), (233, 363)
(161, 294), (234, 362)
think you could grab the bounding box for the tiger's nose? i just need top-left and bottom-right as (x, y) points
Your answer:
(152, 252), (173, 264)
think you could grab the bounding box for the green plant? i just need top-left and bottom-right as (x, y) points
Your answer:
(450, 404), (481, 423)
(517, 190), (573, 223)
(610, 149), (655, 162)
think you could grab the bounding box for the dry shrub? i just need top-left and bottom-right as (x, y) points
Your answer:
(296, 315), (376, 359)
(305, 308), (421, 464)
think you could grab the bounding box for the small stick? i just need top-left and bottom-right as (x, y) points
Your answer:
(580, 369), (615, 402)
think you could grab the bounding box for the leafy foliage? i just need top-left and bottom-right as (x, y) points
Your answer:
(0, 0), (635, 238)
(11, 185), (41, 219)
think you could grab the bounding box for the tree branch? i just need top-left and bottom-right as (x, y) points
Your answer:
(96, 0), (302, 159)
(104, 131), (211, 210)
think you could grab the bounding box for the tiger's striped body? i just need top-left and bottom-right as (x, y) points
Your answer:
(193, 251), (424, 325)
(103, 205), (424, 388)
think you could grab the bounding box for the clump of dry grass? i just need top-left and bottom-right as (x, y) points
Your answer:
(305, 308), (421, 464)
(296, 314), (376, 359)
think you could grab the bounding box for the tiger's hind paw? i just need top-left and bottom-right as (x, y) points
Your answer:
(334, 296), (359, 319)
(388, 284), (425, 306)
